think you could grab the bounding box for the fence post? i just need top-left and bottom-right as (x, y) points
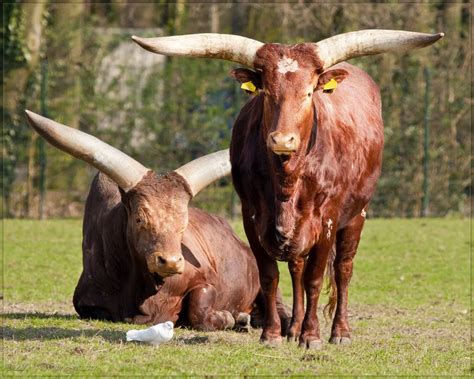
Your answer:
(38, 59), (48, 219)
(422, 66), (431, 217)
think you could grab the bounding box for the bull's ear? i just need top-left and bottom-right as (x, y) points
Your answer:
(315, 69), (349, 92)
(229, 68), (262, 93)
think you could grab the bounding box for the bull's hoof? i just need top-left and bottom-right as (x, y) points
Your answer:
(286, 329), (300, 342)
(287, 333), (299, 342)
(234, 312), (251, 333)
(219, 310), (235, 330)
(260, 336), (282, 347)
(236, 312), (251, 325)
(329, 336), (351, 345)
(299, 338), (323, 350)
(286, 324), (302, 342)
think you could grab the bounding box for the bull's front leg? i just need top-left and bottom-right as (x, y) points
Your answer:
(299, 217), (337, 350)
(287, 257), (305, 341)
(242, 210), (282, 346)
(257, 254), (282, 345)
(187, 285), (235, 331)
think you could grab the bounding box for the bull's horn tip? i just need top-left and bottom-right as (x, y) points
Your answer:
(131, 35), (146, 45)
(438, 32), (445, 38)
(25, 109), (38, 122)
(131, 35), (151, 50)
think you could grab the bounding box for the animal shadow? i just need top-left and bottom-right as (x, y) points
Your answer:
(2, 312), (125, 343)
(175, 335), (210, 345)
(2, 312), (77, 321)
(2, 326), (125, 343)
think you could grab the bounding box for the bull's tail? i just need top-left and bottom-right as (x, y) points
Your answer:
(323, 242), (337, 322)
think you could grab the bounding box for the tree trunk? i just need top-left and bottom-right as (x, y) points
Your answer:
(210, 3), (219, 33)
(3, 3), (46, 217)
(3, 3), (45, 119)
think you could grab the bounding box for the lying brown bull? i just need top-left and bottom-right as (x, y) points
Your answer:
(132, 29), (443, 346)
(25, 110), (290, 330)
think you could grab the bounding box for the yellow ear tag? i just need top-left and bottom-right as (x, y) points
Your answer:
(323, 78), (338, 92)
(241, 81), (257, 93)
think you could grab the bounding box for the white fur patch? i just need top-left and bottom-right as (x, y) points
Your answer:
(361, 209), (367, 218)
(277, 57), (299, 74)
(326, 218), (334, 240)
(280, 240), (290, 249)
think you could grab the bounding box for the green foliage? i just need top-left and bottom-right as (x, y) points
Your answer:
(2, 3), (470, 218)
(3, 2), (29, 68)
(3, 218), (470, 375)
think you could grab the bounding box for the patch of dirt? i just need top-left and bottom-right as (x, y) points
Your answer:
(301, 353), (332, 362)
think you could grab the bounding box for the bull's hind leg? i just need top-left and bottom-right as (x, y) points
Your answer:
(299, 244), (333, 349)
(186, 285), (235, 331)
(329, 212), (365, 345)
(299, 216), (337, 350)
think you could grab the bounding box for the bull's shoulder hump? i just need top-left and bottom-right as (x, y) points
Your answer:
(331, 62), (379, 89)
(90, 172), (121, 203)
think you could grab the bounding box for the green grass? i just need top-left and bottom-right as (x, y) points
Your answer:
(2, 218), (470, 376)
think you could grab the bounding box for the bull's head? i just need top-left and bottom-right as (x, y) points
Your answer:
(25, 111), (230, 278)
(132, 30), (443, 164)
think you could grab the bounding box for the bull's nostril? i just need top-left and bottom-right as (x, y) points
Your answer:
(271, 135), (277, 144)
(178, 256), (183, 262)
(158, 256), (166, 265)
(288, 136), (295, 143)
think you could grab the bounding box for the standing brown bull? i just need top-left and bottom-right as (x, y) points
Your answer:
(25, 110), (290, 330)
(133, 29), (443, 347)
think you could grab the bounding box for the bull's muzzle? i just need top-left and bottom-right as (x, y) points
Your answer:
(149, 253), (185, 277)
(267, 132), (300, 155)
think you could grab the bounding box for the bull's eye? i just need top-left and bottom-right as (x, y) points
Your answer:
(136, 218), (141, 224)
(307, 92), (312, 98)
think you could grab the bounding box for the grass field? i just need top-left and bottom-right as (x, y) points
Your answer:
(2, 218), (471, 376)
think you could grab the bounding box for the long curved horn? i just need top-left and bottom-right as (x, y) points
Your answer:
(174, 149), (230, 197)
(314, 29), (444, 70)
(25, 110), (149, 192)
(132, 34), (263, 67)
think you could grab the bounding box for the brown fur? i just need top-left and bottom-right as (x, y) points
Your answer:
(73, 171), (290, 330)
(230, 43), (383, 346)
